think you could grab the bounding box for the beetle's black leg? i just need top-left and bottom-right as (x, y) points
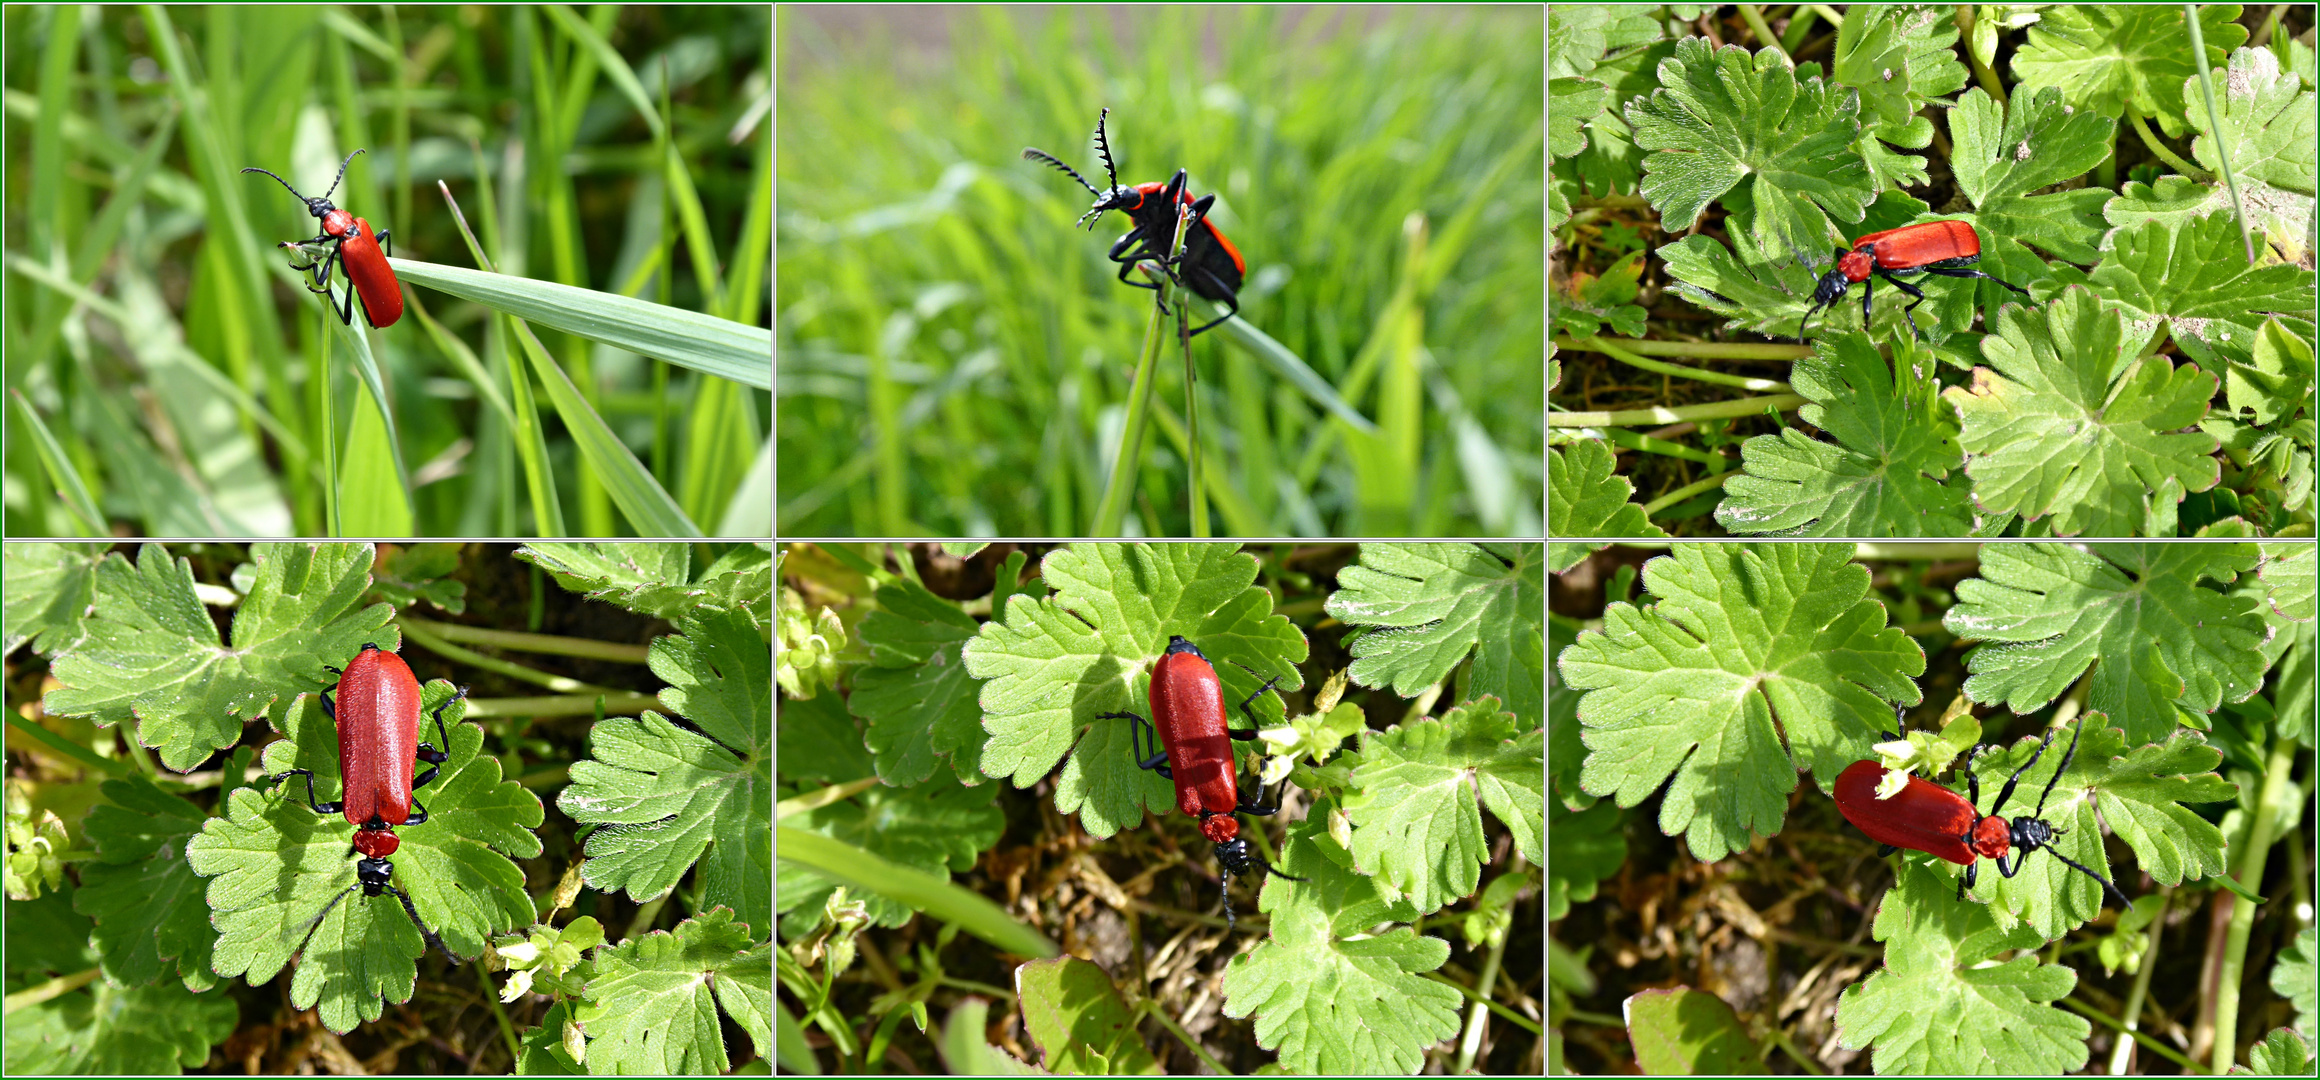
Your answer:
(1915, 265), (2031, 296)
(409, 686), (466, 794)
(1183, 269), (1239, 337)
(1097, 710), (1172, 778)
(1987, 722), (2063, 819)
(1877, 271), (1934, 338)
(267, 768), (343, 816)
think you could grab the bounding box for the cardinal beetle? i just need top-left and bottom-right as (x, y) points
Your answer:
(1095, 636), (1304, 930)
(1023, 108), (1246, 338)
(1797, 219), (2028, 341)
(1834, 711), (2132, 909)
(268, 643), (467, 962)
(242, 148), (403, 329)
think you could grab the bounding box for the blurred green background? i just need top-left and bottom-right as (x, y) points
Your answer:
(778, 6), (1543, 538)
(3, 5), (771, 538)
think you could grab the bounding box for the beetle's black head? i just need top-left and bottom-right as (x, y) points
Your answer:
(1214, 836), (1255, 876)
(1073, 185), (1144, 230)
(1811, 266), (1855, 304)
(2010, 815), (2060, 852)
(354, 856), (395, 896)
(1163, 635), (1204, 659)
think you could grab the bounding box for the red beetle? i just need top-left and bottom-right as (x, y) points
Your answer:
(269, 643), (467, 960)
(1097, 635), (1304, 929)
(1024, 108), (1246, 337)
(1833, 712), (2131, 908)
(243, 148), (403, 329)
(1798, 219), (2029, 340)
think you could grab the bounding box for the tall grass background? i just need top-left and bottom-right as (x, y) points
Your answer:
(778, 7), (1543, 538)
(3, 6), (772, 538)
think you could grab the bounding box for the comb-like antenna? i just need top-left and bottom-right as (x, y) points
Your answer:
(1090, 106), (1119, 190)
(1020, 147), (1102, 197)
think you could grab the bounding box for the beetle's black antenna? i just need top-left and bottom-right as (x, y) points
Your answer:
(239, 166), (311, 202)
(1091, 106), (1120, 190)
(315, 147), (365, 201)
(240, 148), (365, 214)
(1021, 147), (1102, 197)
(288, 879), (458, 967)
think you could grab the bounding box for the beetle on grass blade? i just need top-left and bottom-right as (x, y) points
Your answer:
(1834, 711), (2133, 910)
(1023, 108), (1246, 338)
(242, 148), (404, 329)
(267, 643), (469, 961)
(1796, 220), (2030, 341)
(1095, 636), (1305, 931)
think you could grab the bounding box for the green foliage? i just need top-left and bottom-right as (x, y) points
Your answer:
(2009, 6), (2247, 135)
(1012, 956), (1163, 1074)
(1217, 810), (1466, 1073)
(2245, 1027), (2315, 1075)
(73, 777), (221, 990)
(560, 607), (773, 941)
(2258, 542), (2318, 622)
(1342, 697), (1541, 912)
(1945, 288), (2223, 536)
(518, 542), (774, 624)
(1946, 543), (2269, 743)
(2084, 214), (2318, 369)
(7, 542), (772, 1065)
(964, 544), (1308, 838)
(571, 909), (772, 1074)
(42, 543), (395, 772)
(1550, 440), (1668, 553)
(775, 772), (1006, 933)
(2271, 925), (2318, 1038)
(1546, 799), (1623, 921)
(1552, 541), (2293, 1075)
(0, 922), (241, 1075)
(1625, 38), (1872, 263)
(1327, 542), (1545, 722)
(1716, 333), (1973, 535)
(1833, 861), (2095, 1074)
(1955, 717), (2231, 938)
(1560, 543), (1927, 860)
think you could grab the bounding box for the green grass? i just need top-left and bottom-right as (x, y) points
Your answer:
(778, 7), (1543, 537)
(2, 6), (771, 538)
